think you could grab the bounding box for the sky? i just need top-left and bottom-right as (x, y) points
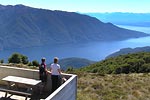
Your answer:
(0, 0), (150, 13)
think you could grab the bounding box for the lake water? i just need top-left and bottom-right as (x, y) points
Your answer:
(0, 25), (150, 63)
(117, 25), (150, 34)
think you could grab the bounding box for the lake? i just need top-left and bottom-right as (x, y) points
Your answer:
(0, 25), (150, 63)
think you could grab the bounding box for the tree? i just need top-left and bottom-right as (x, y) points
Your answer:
(32, 60), (39, 67)
(0, 59), (4, 64)
(8, 53), (22, 64)
(22, 56), (29, 64)
(121, 65), (130, 74)
(66, 66), (74, 72)
(28, 62), (33, 66)
(8, 53), (29, 64)
(139, 64), (150, 73)
(143, 55), (150, 63)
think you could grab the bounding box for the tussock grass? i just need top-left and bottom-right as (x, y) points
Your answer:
(77, 73), (150, 100)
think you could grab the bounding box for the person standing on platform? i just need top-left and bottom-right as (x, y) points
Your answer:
(39, 57), (47, 93)
(50, 57), (62, 93)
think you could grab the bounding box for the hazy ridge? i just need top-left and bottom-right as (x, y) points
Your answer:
(85, 12), (150, 26)
(106, 46), (150, 58)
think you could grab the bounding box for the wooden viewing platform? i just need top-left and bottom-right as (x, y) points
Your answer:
(0, 65), (77, 100)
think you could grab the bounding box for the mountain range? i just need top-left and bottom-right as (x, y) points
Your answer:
(0, 5), (149, 49)
(85, 12), (150, 26)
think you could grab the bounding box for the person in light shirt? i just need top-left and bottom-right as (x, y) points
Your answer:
(50, 57), (61, 92)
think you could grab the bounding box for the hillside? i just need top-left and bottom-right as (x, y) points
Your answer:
(78, 52), (150, 74)
(106, 46), (150, 58)
(0, 5), (149, 49)
(68, 52), (150, 100)
(70, 52), (150, 100)
(59, 57), (96, 70)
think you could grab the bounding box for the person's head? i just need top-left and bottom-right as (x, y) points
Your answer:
(41, 57), (46, 62)
(54, 57), (59, 63)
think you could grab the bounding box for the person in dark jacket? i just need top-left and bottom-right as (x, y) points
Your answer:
(39, 57), (47, 83)
(39, 57), (47, 93)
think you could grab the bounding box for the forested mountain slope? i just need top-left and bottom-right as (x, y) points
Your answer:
(79, 52), (150, 74)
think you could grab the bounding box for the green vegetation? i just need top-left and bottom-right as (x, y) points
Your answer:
(66, 52), (150, 100)
(79, 52), (150, 74)
(1, 52), (39, 69)
(8, 53), (29, 64)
